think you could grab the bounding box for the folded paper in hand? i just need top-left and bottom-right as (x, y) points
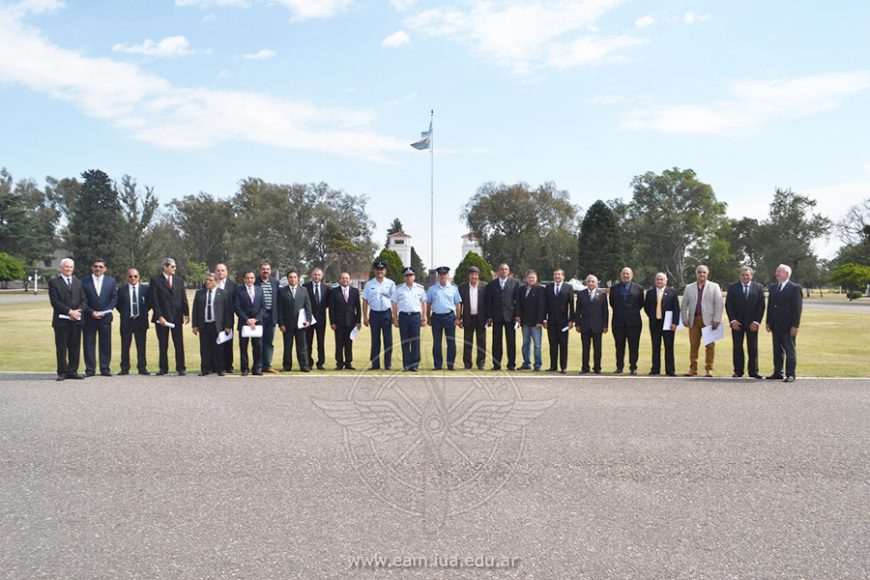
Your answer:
(297, 309), (310, 329)
(701, 324), (725, 346)
(216, 329), (233, 345)
(349, 327), (360, 341)
(241, 325), (263, 338)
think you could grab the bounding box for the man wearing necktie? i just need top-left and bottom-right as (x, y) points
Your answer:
(192, 273), (232, 376)
(148, 257), (190, 376)
(765, 264), (802, 383)
(544, 268), (575, 374)
(575, 274), (609, 374)
(234, 271), (266, 376)
(116, 268), (150, 375)
(328, 272), (361, 370)
(81, 258), (118, 377)
(279, 269), (313, 372)
(725, 266), (766, 379)
(48, 258), (87, 381)
(303, 268), (329, 371)
(643, 272), (681, 376)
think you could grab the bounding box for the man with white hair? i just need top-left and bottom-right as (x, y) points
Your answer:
(766, 264), (802, 383)
(48, 258), (86, 381)
(681, 265), (723, 377)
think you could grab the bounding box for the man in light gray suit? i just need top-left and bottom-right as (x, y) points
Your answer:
(681, 264), (723, 377)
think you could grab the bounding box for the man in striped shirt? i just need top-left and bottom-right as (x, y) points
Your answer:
(255, 261), (281, 373)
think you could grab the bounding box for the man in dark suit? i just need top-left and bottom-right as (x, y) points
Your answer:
(48, 258), (86, 381)
(116, 268), (150, 375)
(278, 269), (312, 372)
(766, 264), (803, 383)
(303, 267), (329, 370)
(485, 263), (520, 371)
(458, 266), (488, 370)
(192, 273), (232, 376)
(149, 257), (189, 376)
(544, 268), (575, 374)
(215, 263), (237, 373)
(609, 267), (645, 375)
(234, 271), (266, 376)
(643, 272), (681, 376)
(515, 269), (546, 371)
(574, 274), (609, 374)
(81, 258), (118, 377)
(255, 261), (281, 373)
(328, 271), (361, 370)
(725, 266), (766, 379)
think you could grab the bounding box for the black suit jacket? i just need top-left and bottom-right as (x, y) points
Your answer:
(48, 275), (86, 327)
(642, 286), (681, 326)
(725, 281), (766, 327)
(148, 274), (189, 324)
(515, 284), (546, 326)
(486, 277), (520, 323)
(218, 279), (237, 326)
(234, 284), (266, 330)
(575, 288), (609, 334)
(116, 283), (150, 333)
(192, 287), (232, 330)
(458, 281), (488, 326)
(303, 281), (329, 326)
(328, 285), (361, 328)
(278, 286), (313, 329)
(544, 282), (575, 327)
(82, 275), (118, 325)
(766, 281), (802, 332)
(609, 282), (644, 328)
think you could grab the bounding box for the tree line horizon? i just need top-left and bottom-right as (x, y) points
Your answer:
(1, 166), (868, 292)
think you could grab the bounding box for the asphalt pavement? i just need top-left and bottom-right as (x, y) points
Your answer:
(0, 373), (867, 579)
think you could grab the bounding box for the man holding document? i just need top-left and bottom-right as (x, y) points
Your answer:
(643, 272), (680, 376)
(48, 258), (87, 381)
(681, 265), (723, 377)
(192, 273), (232, 376)
(278, 269), (312, 372)
(234, 271), (265, 376)
(81, 258), (118, 377)
(149, 258), (189, 376)
(328, 272), (361, 370)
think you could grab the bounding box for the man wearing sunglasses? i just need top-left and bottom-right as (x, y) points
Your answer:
(82, 258), (118, 377)
(116, 268), (150, 375)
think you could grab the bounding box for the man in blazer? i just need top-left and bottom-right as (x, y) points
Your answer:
(725, 266), (766, 379)
(765, 264), (803, 383)
(48, 258), (86, 381)
(458, 266), (488, 370)
(278, 269), (312, 372)
(255, 261), (281, 373)
(234, 271), (266, 376)
(81, 258), (118, 377)
(149, 257), (190, 376)
(574, 274), (608, 374)
(515, 269), (546, 371)
(192, 273), (232, 376)
(215, 263), (237, 373)
(544, 268), (575, 374)
(643, 272), (681, 376)
(328, 272), (361, 370)
(609, 267), (645, 375)
(116, 268), (150, 375)
(681, 264), (724, 377)
(303, 268), (329, 370)
(485, 263), (520, 371)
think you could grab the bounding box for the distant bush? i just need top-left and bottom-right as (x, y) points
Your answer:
(848, 291), (863, 301)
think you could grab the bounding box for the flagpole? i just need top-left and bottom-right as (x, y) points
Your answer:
(429, 109), (434, 273)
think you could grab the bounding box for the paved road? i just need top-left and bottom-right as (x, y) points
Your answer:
(1, 373), (868, 579)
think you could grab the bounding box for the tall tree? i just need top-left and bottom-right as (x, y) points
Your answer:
(168, 192), (235, 270)
(117, 175), (160, 273)
(386, 217), (404, 244)
(453, 251), (493, 285)
(461, 181), (579, 279)
(410, 246), (426, 276)
(753, 188), (832, 283)
(626, 168), (726, 288)
(835, 198), (870, 266)
(577, 199), (623, 283)
(66, 169), (124, 276)
(368, 248), (404, 284)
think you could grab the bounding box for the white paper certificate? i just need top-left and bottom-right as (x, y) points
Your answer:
(701, 324), (725, 346)
(216, 329), (233, 345)
(241, 325), (263, 338)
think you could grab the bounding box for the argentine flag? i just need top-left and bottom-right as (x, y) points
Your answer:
(410, 120), (432, 150)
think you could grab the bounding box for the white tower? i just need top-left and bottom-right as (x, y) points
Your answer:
(461, 232), (482, 259)
(386, 231), (412, 268)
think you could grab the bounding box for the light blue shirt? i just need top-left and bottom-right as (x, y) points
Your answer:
(427, 282), (461, 315)
(362, 277), (396, 312)
(392, 283), (427, 313)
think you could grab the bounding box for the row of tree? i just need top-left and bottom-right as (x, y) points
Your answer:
(1, 165), (868, 292)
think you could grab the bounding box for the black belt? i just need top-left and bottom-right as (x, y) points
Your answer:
(400, 311), (420, 315)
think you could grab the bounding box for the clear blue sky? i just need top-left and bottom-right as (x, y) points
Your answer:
(2, 0), (868, 269)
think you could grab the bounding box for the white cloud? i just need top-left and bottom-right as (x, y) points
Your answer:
(240, 48), (275, 60)
(683, 11), (711, 24)
(175, 0), (249, 7)
(390, 0), (418, 10)
(634, 15), (655, 28)
(382, 30), (411, 48)
(10, 0), (64, 16)
(112, 36), (201, 58)
(0, 7), (406, 161)
(405, 0), (643, 76)
(175, 0), (350, 20)
(622, 72), (870, 136)
(201, 12), (217, 22)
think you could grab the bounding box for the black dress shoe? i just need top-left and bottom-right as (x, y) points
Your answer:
(156, 371), (168, 376)
(594, 369), (602, 374)
(765, 374), (784, 380)
(630, 370), (638, 376)
(217, 371), (225, 376)
(177, 371), (186, 376)
(491, 366), (501, 371)
(85, 371), (95, 377)
(253, 370), (263, 376)
(198, 371), (211, 376)
(559, 370), (567, 375)
(67, 373), (85, 380)
(614, 368), (623, 374)
(666, 372), (676, 377)
(345, 365), (356, 371)
(477, 365), (485, 371)
(101, 371), (113, 377)
(241, 370), (249, 376)
(300, 367), (311, 373)
(118, 370), (130, 376)
(139, 371), (151, 376)
(648, 371), (660, 375)
(750, 374), (764, 379)
(316, 365), (325, 370)
(546, 367), (557, 372)
(56, 375), (65, 381)
(335, 365), (344, 371)
(784, 376), (796, 383)
(732, 373), (743, 378)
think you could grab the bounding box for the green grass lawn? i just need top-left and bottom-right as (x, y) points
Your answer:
(2, 292), (868, 376)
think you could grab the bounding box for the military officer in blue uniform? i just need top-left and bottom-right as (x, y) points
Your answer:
(391, 267), (428, 371)
(362, 259), (397, 370)
(426, 266), (462, 370)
